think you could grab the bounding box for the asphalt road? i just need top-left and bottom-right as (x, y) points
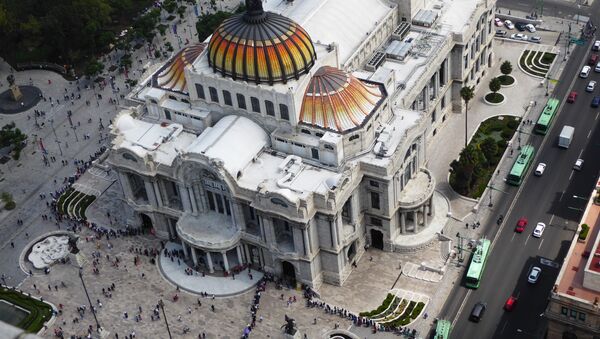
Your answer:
(498, 0), (592, 19)
(440, 36), (600, 339)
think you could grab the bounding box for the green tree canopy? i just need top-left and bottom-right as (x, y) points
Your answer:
(500, 60), (513, 76)
(489, 77), (502, 95)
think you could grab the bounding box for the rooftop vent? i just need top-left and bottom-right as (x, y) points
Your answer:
(392, 22), (411, 40)
(365, 51), (386, 71)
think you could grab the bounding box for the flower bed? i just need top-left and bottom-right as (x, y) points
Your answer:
(0, 286), (53, 333)
(359, 293), (394, 317)
(484, 92), (505, 104)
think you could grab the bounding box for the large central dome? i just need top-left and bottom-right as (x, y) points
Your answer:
(207, 0), (317, 85)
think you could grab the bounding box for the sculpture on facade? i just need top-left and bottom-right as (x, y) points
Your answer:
(6, 75), (23, 102)
(282, 314), (297, 335)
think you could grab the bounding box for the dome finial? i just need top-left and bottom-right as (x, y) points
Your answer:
(244, 0), (267, 23)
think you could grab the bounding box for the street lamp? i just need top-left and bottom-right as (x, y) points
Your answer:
(158, 299), (173, 339)
(455, 232), (464, 263)
(488, 183), (494, 207)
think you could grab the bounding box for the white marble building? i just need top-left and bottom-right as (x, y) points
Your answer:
(107, 0), (496, 288)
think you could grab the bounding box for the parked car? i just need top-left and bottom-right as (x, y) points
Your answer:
(510, 33), (528, 41)
(504, 296), (518, 311)
(586, 80), (596, 92)
(504, 20), (515, 29)
(496, 30), (507, 37)
(529, 36), (542, 43)
(525, 24), (536, 32)
(534, 163), (546, 176)
(515, 217), (528, 233)
(528, 266), (541, 283)
(533, 222), (546, 238)
(593, 40), (600, 51)
(589, 54), (599, 66)
(494, 18), (504, 27)
(595, 62), (600, 72)
(567, 91), (578, 103)
(574, 159), (584, 171)
(515, 22), (527, 31)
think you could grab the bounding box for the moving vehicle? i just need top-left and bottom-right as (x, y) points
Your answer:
(507, 145), (535, 185)
(580, 65), (591, 78)
(567, 91), (578, 103)
(465, 239), (491, 289)
(534, 98), (560, 135)
(504, 20), (514, 29)
(494, 18), (504, 26)
(469, 302), (487, 322)
(529, 36), (541, 43)
(504, 296), (517, 311)
(592, 96), (600, 108)
(558, 125), (574, 148)
(528, 267), (541, 283)
(525, 24), (536, 32)
(589, 54), (599, 66)
(510, 33), (528, 40)
(495, 30), (507, 37)
(533, 222), (546, 238)
(594, 40), (600, 51)
(515, 217), (528, 232)
(586, 81), (596, 92)
(574, 159), (584, 170)
(434, 319), (452, 339)
(534, 163), (546, 176)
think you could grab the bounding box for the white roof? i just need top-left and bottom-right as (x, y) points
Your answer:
(265, 0), (394, 66)
(438, 0), (480, 32)
(186, 116), (270, 177)
(371, 109), (422, 160)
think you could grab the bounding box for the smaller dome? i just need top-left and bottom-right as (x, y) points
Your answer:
(116, 114), (136, 132)
(299, 66), (386, 133)
(153, 43), (206, 93)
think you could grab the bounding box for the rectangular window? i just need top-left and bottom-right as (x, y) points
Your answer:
(251, 97), (260, 113)
(464, 55), (468, 69)
(280, 104), (289, 120)
(441, 95), (446, 109)
(578, 312), (586, 321)
(311, 148), (319, 160)
(224, 196), (231, 215)
(265, 100), (275, 116)
(371, 217), (382, 226)
(223, 90), (232, 106)
(164, 109), (172, 120)
(215, 193), (224, 214)
(570, 310), (577, 319)
(369, 180), (379, 188)
(431, 109), (437, 123)
(207, 191), (215, 211)
(209, 87), (219, 103)
(561, 307), (568, 316)
(195, 84), (205, 99)
(237, 93), (247, 109)
(371, 192), (380, 209)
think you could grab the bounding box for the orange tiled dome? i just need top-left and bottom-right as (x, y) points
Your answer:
(154, 43), (206, 93)
(207, 0), (316, 85)
(299, 66), (386, 133)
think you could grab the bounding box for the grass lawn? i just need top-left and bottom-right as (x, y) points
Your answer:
(0, 287), (53, 333)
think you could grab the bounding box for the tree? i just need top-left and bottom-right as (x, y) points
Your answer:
(460, 86), (475, 148)
(84, 60), (105, 77)
(196, 11), (235, 41)
(450, 144), (485, 196)
(489, 77), (502, 101)
(500, 60), (513, 78)
(480, 137), (498, 166)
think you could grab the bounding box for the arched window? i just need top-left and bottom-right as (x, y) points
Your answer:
(265, 100), (275, 116)
(223, 90), (232, 106)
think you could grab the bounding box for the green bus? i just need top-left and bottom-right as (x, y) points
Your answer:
(534, 98), (560, 135)
(506, 145), (535, 186)
(465, 239), (491, 289)
(434, 319), (452, 339)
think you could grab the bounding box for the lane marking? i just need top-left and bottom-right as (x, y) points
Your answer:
(549, 215), (555, 224)
(559, 191), (564, 202)
(501, 320), (508, 334)
(569, 171), (574, 181)
(596, 112), (599, 120)
(525, 234), (531, 246)
(578, 149), (584, 158)
(452, 289), (472, 328)
(539, 238), (544, 250)
(588, 129), (592, 139)
(511, 233), (516, 242)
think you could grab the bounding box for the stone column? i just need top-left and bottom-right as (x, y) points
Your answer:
(206, 252), (214, 273)
(191, 246), (198, 266)
(303, 228), (310, 256)
(153, 181), (163, 207)
(236, 245), (243, 264)
(222, 251), (230, 271)
(400, 212), (406, 234)
(412, 210), (418, 233)
(244, 245), (251, 264)
(144, 180), (157, 206)
(178, 184), (192, 212)
(188, 187), (198, 215)
(429, 198), (433, 215)
(181, 240), (189, 259)
(422, 205), (427, 228)
(195, 184), (207, 213)
(119, 172), (133, 200)
(330, 218), (338, 248)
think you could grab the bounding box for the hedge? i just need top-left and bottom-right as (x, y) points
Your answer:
(0, 287), (52, 333)
(579, 224), (590, 241)
(360, 293), (394, 317)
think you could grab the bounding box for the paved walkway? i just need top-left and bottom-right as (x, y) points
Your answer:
(158, 242), (263, 297)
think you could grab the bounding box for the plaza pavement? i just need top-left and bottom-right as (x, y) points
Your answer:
(0, 6), (585, 339)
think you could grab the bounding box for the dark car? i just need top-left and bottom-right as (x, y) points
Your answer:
(470, 302), (487, 322)
(515, 22), (527, 31)
(592, 96), (600, 108)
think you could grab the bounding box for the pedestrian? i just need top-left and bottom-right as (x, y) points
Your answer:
(10, 242), (14, 248)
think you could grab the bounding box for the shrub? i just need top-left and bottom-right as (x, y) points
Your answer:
(0, 287), (52, 332)
(360, 293), (394, 317)
(4, 200), (16, 210)
(579, 224), (590, 241)
(500, 129), (513, 139)
(507, 119), (520, 129)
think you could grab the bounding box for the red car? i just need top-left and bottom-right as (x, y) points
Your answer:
(504, 296), (517, 311)
(515, 217), (528, 233)
(567, 91), (578, 103)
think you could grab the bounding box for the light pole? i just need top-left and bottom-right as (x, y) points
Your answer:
(78, 268), (101, 331)
(488, 183), (494, 207)
(158, 299), (173, 339)
(456, 232), (464, 263)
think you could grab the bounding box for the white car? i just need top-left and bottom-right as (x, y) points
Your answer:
(494, 18), (504, 27)
(528, 266), (541, 283)
(510, 33), (528, 41)
(533, 222), (546, 238)
(534, 163), (546, 176)
(574, 159), (584, 170)
(586, 81), (596, 92)
(504, 20), (515, 29)
(525, 24), (536, 33)
(529, 36), (542, 43)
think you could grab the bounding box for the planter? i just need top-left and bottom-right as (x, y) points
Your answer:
(498, 74), (516, 88)
(483, 92), (505, 105)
